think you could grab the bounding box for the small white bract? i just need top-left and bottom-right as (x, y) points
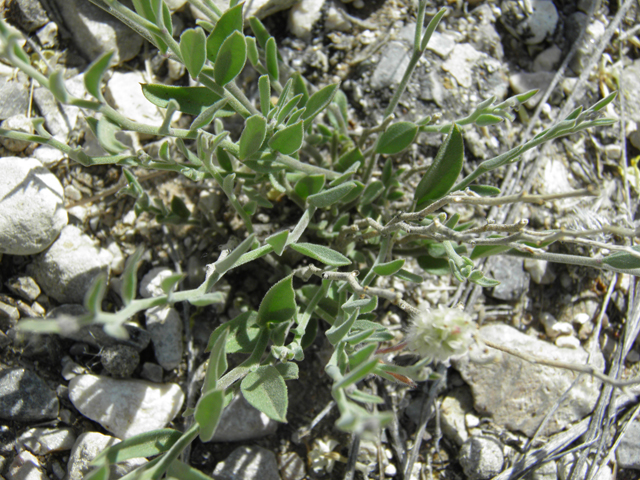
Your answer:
(406, 304), (476, 362)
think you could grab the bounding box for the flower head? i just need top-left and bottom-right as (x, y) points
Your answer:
(406, 304), (476, 362)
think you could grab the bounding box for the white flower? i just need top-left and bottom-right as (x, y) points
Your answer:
(308, 437), (341, 473)
(406, 304), (476, 362)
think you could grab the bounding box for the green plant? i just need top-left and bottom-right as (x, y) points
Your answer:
(1, 0), (637, 478)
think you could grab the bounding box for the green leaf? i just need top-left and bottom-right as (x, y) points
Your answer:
(347, 389), (384, 405)
(341, 298), (371, 315)
(96, 115), (128, 154)
(259, 74), (271, 116)
(215, 234), (256, 274)
(214, 31), (247, 86)
(195, 389), (225, 442)
(290, 243), (351, 266)
(84, 50), (114, 101)
(294, 174), (325, 200)
(373, 259), (405, 276)
(307, 181), (356, 208)
(84, 273), (107, 314)
(587, 90), (617, 113)
(246, 36), (259, 66)
(291, 72), (309, 106)
(417, 255), (451, 275)
(515, 89), (538, 104)
(470, 243), (511, 260)
(275, 362), (299, 380)
(266, 230), (289, 256)
(468, 185), (501, 196)
(206, 3), (243, 62)
(257, 275), (296, 325)
(160, 273), (186, 294)
(338, 180), (364, 204)
(206, 310), (260, 354)
(302, 83), (339, 129)
(414, 123), (464, 208)
(187, 291), (227, 307)
(203, 327), (228, 393)
(475, 114), (504, 127)
(180, 27), (207, 78)
(239, 114), (267, 159)
(268, 121), (304, 155)
(360, 180), (385, 206)
(249, 16), (270, 49)
(333, 357), (379, 391)
(352, 320), (394, 342)
(602, 246), (640, 270)
(120, 247), (144, 306)
(265, 36), (278, 81)
(382, 158), (393, 187)
(85, 465), (108, 480)
(241, 365), (288, 422)
(376, 122), (418, 154)
(468, 270), (501, 287)
(142, 84), (233, 116)
(190, 98), (229, 130)
(335, 147), (363, 173)
(92, 429), (181, 465)
(393, 269), (424, 283)
(277, 94), (303, 125)
(49, 69), (69, 103)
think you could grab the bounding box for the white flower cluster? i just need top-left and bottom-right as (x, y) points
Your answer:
(406, 304), (476, 362)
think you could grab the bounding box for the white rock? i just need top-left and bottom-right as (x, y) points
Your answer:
(0, 157), (67, 255)
(32, 145), (65, 167)
(324, 5), (350, 31)
(524, 258), (555, 284)
(533, 45), (562, 72)
(0, 115), (33, 152)
(6, 451), (47, 480)
(139, 267), (175, 298)
(145, 306), (184, 370)
(440, 388), (472, 446)
(426, 31), (457, 58)
(67, 432), (147, 480)
(106, 240), (125, 275)
(501, 0), (558, 45)
(105, 71), (164, 132)
(555, 335), (581, 349)
(550, 322), (574, 337)
(442, 43), (485, 88)
(68, 375), (184, 439)
(30, 225), (112, 303)
(19, 427), (76, 454)
(289, 0), (325, 39)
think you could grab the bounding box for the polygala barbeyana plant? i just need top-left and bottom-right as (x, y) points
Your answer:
(1, 0), (639, 477)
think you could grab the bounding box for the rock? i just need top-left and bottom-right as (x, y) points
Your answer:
(426, 31), (457, 58)
(459, 437), (504, 480)
(6, 451), (47, 480)
(105, 72), (164, 133)
(5, 276), (41, 302)
(100, 345), (140, 378)
(324, 5), (350, 31)
(145, 306), (183, 370)
(0, 157), (67, 255)
(6, 327), (58, 360)
(523, 461), (556, 480)
(440, 387), (474, 446)
(524, 259), (555, 285)
(6, 0), (49, 32)
(616, 420), (640, 469)
(30, 225), (112, 304)
(0, 301), (20, 328)
(51, 0), (143, 64)
(212, 394), (278, 442)
(289, 0), (325, 40)
(509, 71), (556, 108)
(67, 432), (147, 480)
(36, 21), (58, 48)
(570, 20), (605, 75)
(621, 60), (640, 124)
(213, 446), (281, 480)
(500, 0), (558, 45)
(442, 43), (485, 88)
(533, 45), (562, 72)
(455, 324), (603, 437)
(564, 11), (588, 46)
(0, 115), (34, 152)
(489, 257), (529, 301)
(32, 145), (66, 168)
(0, 71), (30, 120)
(19, 427), (76, 454)
(278, 451), (306, 480)
(68, 374), (184, 439)
(0, 367), (59, 422)
(139, 267), (176, 298)
(370, 41), (411, 90)
(140, 362), (163, 383)
(191, 0), (298, 21)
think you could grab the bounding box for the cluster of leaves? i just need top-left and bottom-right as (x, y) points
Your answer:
(0, 0), (633, 478)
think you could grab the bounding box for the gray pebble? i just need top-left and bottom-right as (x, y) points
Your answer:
(213, 446), (281, 480)
(100, 345), (140, 378)
(459, 437), (504, 480)
(5, 276), (41, 302)
(0, 367), (59, 422)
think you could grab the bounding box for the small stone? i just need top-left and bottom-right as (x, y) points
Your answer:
(0, 115), (34, 152)
(278, 451), (306, 480)
(6, 276), (41, 302)
(61, 357), (87, 381)
(106, 241), (125, 275)
(324, 5), (350, 31)
(617, 420), (640, 468)
(621, 60), (640, 124)
(550, 322), (575, 338)
(36, 21), (58, 48)
(0, 157), (67, 255)
(6, 451), (47, 480)
(0, 301), (20, 327)
(213, 446), (281, 480)
(32, 76), (84, 139)
(533, 45), (562, 72)
(30, 225), (112, 304)
(32, 145), (66, 167)
(289, 0), (325, 40)
(0, 367), (59, 422)
(370, 41), (411, 90)
(489, 257), (529, 301)
(426, 31), (457, 58)
(500, 0), (558, 45)
(191, 0), (298, 20)
(0, 71), (30, 120)
(7, 0), (49, 32)
(570, 20), (605, 75)
(523, 460), (556, 480)
(68, 374), (184, 439)
(509, 71), (555, 108)
(440, 387), (473, 446)
(524, 259), (556, 285)
(67, 432), (147, 480)
(459, 437), (504, 480)
(167, 58), (185, 81)
(212, 394), (278, 442)
(140, 362), (163, 383)
(19, 427), (76, 455)
(555, 335), (581, 349)
(140, 267), (175, 298)
(442, 43), (485, 88)
(145, 306), (183, 370)
(100, 345), (140, 378)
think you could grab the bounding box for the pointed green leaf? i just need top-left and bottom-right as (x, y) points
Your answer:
(249, 16), (270, 49)
(160, 273), (186, 294)
(335, 147), (363, 173)
(293, 174), (325, 200)
(85, 465), (108, 480)
(268, 121), (304, 155)
(515, 89), (538, 104)
(376, 121), (418, 154)
(265, 36), (278, 81)
(49, 70), (69, 103)
(195, 389), (225, 442)
(307, 181), (356, 208)
(188, 291), (227, 307)
(417, 255), (451, 275)
(259, 74), (271, 116)
(142, 84), (233, 116)
(382, 158), (393, 187)
(373, 259), (405, 276)
(180, 27), (207, 79)
(257, 275), (296, 325)
(338, 180), (364, 204)
(347, 389), (385, 405)
(206, 3), (243, 62)
(206, 310), (260, 354)
(266, 230), (290, 256)
(241, 365), (288, 422)
(468, 185), (501, 196)
(96, 115), (128, 154)
(393, 268), (424, 283)
(84, 50), (114, 101)
(92, 429), (181, 466)
(190, 98), (229, 130)
(290, 242), (351, 267)
(475, 114), (504, 127)
(214, 31), (247, 86)
(415, 123), (464, 207)
(215, 234), (256, 274)
(360, 180), (385, 206)
(246, 36), (259, 66)
(602, 246), (640, 270)
(302, 83), (339, 129)
(84, 273), (107, 314)
(277, 94), (303, 125)
(333, 357), (379, 391)
(468, 270), (501, 287)
(239, 114), (267, 160)
(291, 72), (309, 106)
(120, 247), (144, 305)
(203, 328), (228, 393)
(275, 362), (299, 380)
(469, 243), (511, 260)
